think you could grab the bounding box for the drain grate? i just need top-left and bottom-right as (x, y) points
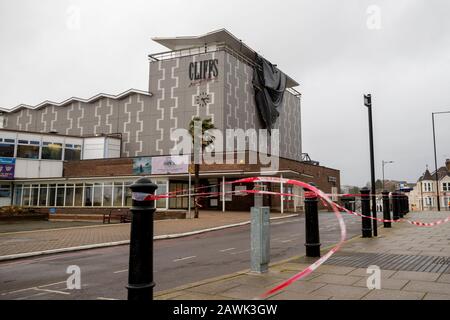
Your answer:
(323, 252), (450, 273)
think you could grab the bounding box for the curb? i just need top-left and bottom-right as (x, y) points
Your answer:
(0, 214), (299, 262)
(154, 214), (298, 240)
(0, 222), (130, 236)
(154, 233), (362, 298)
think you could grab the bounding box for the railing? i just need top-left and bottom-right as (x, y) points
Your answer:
(149, 43), (302, 98)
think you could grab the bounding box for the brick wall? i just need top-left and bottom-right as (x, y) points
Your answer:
(64, 158), (133, 177)
(62, 154), (340, 212)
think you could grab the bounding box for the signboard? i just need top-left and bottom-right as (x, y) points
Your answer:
(151, 155), (189, 175)
(132, 157), (152, 175)
(234, 185), (247, 196)
(189, 58), (219, 86)
(0, 157), (15, 180)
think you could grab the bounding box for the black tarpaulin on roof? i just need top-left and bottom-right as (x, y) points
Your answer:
(252, 54), (287, 131)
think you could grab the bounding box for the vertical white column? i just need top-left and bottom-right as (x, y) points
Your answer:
(280, 174), (284, 214)
(222, 176), (226, 212)
(188, 172), (192, 218)
(63, 184), (67, 207)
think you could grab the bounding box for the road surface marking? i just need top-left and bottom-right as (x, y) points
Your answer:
(271, 219), (298, 225)
(281, 239), (294, 243)
(1, 280), (66, 296)
(173, 256), (196, 262)
(113, 269), (128, 274)
(16, 292), (49, 300)
(230, 249), (250, 255)
(97, 297), (119, 300)
(34, 288), (70, 295)
(219, 248), (236, 252)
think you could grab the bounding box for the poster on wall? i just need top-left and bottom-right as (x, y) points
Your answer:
(0, 157), (15, 180)
(132, 157), (152, 175)
(151, 155), (189, 175)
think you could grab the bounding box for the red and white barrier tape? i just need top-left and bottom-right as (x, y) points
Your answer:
(132, 176), (450, 298)
(133, 184), (450, 228)
(231, 176), (347, 298)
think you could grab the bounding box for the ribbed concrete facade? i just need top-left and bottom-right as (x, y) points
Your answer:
(2, 48), (301, 161)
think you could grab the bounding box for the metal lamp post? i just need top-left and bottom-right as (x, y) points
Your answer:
(364, 94), (378, 237)
(432, 111), (450, 212)
(382, 160), (394, 190)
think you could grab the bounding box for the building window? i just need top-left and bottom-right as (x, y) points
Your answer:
(65, 184), (75, 207)
(93, 183), (102, 206)
(39, 185), (48, 206)
(124, 182), (133, 207)
(169, 182), (189, 209)
(17, 140), (40, 159)
(41, 142), (63, 160)
(84, 183), (93, 206)
(113, 182), (124, 207)
(74, 184), (83, 206)
(22, 185), (31, 206)
(103, 184), (112, 207)
(13, 185), (22, 206)
(0, 138), (15, 157)
(31, 185), (39, 206)
(0, 184), (11, 198)
(443, 182), (450, 192)
(155, 180), (168, 209)
(423, 182), (432, 192)
(48, 184), (56, 207)
(56, 184), (65, 206)
(64, 144), (82, 161)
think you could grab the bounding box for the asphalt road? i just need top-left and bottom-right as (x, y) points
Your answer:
(0, 213), (364, 300)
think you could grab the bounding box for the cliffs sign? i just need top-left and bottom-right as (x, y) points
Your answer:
(189, 59), (219, 85)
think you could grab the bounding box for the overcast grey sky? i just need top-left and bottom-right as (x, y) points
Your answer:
(1, 0), (449, 186)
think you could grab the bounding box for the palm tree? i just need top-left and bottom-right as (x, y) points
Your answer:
(188, 117), (216, 218)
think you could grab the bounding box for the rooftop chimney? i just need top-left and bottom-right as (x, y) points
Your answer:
(446, 159), (450, 171)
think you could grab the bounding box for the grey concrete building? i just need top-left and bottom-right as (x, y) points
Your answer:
(0, 29), (340, 219)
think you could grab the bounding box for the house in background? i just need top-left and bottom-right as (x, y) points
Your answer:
(409, 159), (450, 211)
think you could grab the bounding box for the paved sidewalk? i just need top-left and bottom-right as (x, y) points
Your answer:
(155, 211), (450, 300)
(0, 211), (296, 259)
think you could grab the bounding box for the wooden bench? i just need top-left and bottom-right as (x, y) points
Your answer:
(103, 209), (131, 224)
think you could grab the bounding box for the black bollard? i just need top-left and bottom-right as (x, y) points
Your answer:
(127, 177), (158, 301)
(406, 195), (410, 214)
(392, 192), (400, 221)
(382, 190), (391, 228)
(399, 194), (405, 218)
(361, 187), (372, 238)
(403, 194), (408, 216)
(304, 190), (321, 257)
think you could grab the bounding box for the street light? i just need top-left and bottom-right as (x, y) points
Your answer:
(364, 94), (377, 237)
(382, 160), (394, 190)
(432, 111), (450, 211)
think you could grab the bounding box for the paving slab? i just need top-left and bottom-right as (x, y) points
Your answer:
(310, 284), (370, 299)
(310, 274), (362, 286)
(403, 280), (450, 295)
(437, 274), (450, 284)
(353, 277), (409, 290)
(362, 289), (425, 300)
(314, 265), (356, 275)
(220, 285), (268, 300)
(346, 268), (396, 278)
(268, 291), (330, 300)
(423, 293), (450, 300)
(391, 271), (441, 282)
